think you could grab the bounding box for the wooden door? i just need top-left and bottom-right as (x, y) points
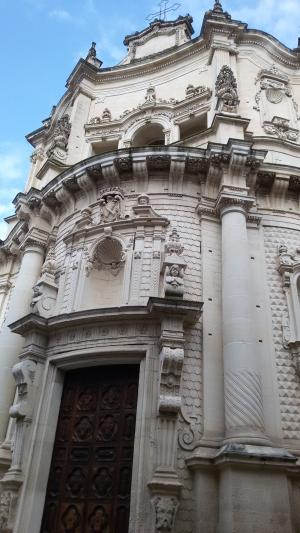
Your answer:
(41, 365), (139, 533)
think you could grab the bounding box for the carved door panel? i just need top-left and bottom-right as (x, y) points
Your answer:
(41, 365), (139, 533)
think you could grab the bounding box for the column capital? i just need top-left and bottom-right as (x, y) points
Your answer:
(20, 228), (49, 255)
(216, 185), (255, 216)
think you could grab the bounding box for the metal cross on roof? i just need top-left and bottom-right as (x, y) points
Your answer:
(146, 0), (181, 22)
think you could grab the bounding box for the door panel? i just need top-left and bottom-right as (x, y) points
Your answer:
(41, 365), (139, 533)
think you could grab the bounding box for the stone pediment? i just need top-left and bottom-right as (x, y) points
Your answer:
(122, 16), (194, 63)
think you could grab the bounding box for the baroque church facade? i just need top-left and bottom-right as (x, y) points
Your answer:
(1, 1), (300, 531)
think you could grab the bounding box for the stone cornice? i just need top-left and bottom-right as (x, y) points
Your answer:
(5, 142), (300, 255)
(0, 142), (272, 255)
(8, 297), (202, 337)
(186, 444), (298, 471)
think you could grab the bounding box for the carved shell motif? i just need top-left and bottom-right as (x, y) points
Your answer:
(266, 88), (283, 104)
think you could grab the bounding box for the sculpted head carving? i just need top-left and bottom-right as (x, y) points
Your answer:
(137, 193), (150, 205)
(153, 496), (179, 533)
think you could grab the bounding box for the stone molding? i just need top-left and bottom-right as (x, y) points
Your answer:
(186, 443), (298, 471)
(85, 87), (212, 146)
(0, 143), (270, 258)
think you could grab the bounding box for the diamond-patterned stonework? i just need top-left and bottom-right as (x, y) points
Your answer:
(264, 226), (300, 439)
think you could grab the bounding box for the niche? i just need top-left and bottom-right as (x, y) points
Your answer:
(131, 123), (165, 147)
(82, 237), (126, 309)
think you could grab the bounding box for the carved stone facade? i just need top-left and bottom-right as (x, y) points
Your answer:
(1, 2), (300, 533)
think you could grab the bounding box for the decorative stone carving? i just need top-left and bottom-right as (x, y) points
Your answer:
(278, 242), (294, 286)
(255, 65), (299, 140)
(263, 116), (299, 141)
(277, 242), (300, 375)
(99, 188), (124, 223)
(10, 360), (37, 421)
(102, 108), (112, 122)
(89, 116), (101, 124)
(165, 264), (184, 299)
(215, 65), (239, 113)
(30, 147), (44, 164)
(159, 346), (184, 415)
(0, 491), (12, 530)
(4, 360), (38, 487)
(47, 114), (71, 161)
(165, 228), (183, 256)
(30, 243), (58, 317)
(163, 229), (186, 299)
(86, 235), (126, 276)
(185, 84), (209, 98)
(152, 495), (179, 533)
(86, 41), (102, 68)
(282, 313), (291, 349)
(145, 84), (156, 104)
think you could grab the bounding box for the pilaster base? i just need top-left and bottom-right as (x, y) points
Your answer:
(187, 444), (300, 533)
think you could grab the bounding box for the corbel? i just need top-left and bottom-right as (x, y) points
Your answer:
(55, 183), (76, 211)
(101, 160), (120, 186)
(168, 156), (185, 194)
(77, 172), (97, 204)
(132, 155), (148, 192)
(270, 174), (290, 208)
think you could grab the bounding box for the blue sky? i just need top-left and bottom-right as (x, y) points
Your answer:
(1, 0), (300, 238)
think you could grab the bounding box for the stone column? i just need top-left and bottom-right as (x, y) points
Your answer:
(0, 241), (45, 452)
(218, 191), (268, 444)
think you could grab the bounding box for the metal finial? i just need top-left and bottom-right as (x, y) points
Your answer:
(213, 0), (223, 12)
(146, 0), (181, 22)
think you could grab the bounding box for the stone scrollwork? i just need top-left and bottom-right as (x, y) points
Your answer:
(215, 65), (239, 113)
(159, 346), (184, 415)
(152, 495), (179, 533)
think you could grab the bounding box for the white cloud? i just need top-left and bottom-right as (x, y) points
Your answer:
(49, 9), (72, 21)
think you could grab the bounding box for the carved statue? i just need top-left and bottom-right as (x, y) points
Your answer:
(145, 84), (156, 103)
(278, 242), (293, 267)
(215, 65), (239, 112)
(153, 496), (179, 533)
(99, 193), (122, 223)
(165, 264), (184, 298)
